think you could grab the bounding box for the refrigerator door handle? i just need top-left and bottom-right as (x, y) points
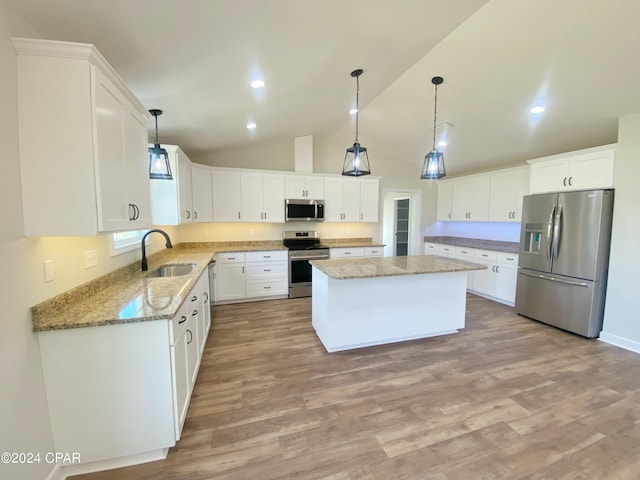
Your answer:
(519, 270), (589, 287)
(547, 204), (556, 261)
(553, 204), (563, 260)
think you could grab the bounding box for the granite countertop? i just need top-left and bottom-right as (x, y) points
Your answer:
(310, 255), (486, 280)
(424, 236), (520, 254)
(321, 237), (385, 248)
(31, 241), (288, 332)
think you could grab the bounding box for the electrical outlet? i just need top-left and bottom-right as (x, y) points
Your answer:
(84, 250), (98, 268)
(43, 260), (55, 282)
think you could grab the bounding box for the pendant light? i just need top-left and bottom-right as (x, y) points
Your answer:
(420, 76), (446, 180)
(342, 68), (371, 177)
(148, 109), (173, 180)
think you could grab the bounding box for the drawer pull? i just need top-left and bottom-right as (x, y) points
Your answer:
(191, 295), (198, 302)
(264, 286), (271, 289)
(263, 255), (271, 258)
(264, 269), (271, 272)
(192, 310), (198, 316)
(506, 257), (514, 261)
(482, 254), (489, 257)
(227, 256), (236, 260)
(179, 315), (187, 324)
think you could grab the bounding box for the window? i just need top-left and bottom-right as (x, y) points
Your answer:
(111, 229), (148, 256)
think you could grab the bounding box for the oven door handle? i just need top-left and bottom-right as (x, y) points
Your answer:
(292, 255), (329, 260)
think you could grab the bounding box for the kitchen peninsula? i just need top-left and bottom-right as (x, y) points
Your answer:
(310, 255), (485, 352)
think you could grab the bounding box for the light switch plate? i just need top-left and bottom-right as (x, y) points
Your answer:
(43, 260), (55, 282)
(84, 250), (98, 268)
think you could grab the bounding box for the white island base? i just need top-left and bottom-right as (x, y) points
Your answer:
(312, 267), (468, 352)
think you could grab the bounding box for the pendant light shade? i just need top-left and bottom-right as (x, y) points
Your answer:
(148, 109), (173, 180)
(421, 76), (446, 180)
(342, 69), (371, 177)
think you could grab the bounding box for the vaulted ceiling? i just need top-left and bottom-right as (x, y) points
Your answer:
(6, 0), (640, 175)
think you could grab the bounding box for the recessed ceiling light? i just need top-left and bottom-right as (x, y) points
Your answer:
(530, 105), (545, 114)
(246, 122), (257, 129)
(349, 108), (358, 115)
(251, 79), (265, 89)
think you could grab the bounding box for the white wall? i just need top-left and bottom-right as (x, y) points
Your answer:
(601, 113), (640, 352)
(0, 7), (56, 479)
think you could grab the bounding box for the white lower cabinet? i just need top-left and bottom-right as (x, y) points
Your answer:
(423, 242), (518, 306)
(330, 246), (384, 259)
(214, 250), (288, 304)
(37, 270), (211, 470)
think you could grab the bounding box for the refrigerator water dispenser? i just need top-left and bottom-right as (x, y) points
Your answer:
(523, 224), (543, 253)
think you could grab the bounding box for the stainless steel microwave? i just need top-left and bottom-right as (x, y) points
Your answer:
(285, 199), (324, 222)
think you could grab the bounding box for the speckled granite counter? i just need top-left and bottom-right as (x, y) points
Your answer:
(310, 255), (485, 280)
(31, 241), (288, 332)
(320, 237), (385, 248)
(424, 236), (519, 254)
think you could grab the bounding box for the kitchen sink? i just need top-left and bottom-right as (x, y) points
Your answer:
(145, 263), (196, 278)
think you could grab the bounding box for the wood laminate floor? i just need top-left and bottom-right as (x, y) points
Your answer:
(72, 295), (640, 479)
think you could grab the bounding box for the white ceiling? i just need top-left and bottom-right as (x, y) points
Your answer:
(5, 0), (640, 175)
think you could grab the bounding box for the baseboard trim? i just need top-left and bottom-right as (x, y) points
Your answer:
(599, 331), (640, 354)
(45, 464), (65, 480)
(59, 449), (168, 478)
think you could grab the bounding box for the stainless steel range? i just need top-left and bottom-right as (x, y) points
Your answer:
(283, 230), (330, 298)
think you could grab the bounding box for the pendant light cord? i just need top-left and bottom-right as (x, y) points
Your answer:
(432, 82), (438, 150)
(154, 114), (160, 144)
(355, 74), (360, 144)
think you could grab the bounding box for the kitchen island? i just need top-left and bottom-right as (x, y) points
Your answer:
(310, 255), (486, 352)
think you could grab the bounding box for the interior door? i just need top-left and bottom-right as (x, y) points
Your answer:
(518, 193), (557, 273)
(394, 198), (409, 256)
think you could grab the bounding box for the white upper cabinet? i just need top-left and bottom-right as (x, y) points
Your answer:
(488, 166), (529, 222)
(452, 176), (490, 221)
(528, 144), (616, 193)
(150, 145), (214, 225)
(240, 172), (285, 223)
(359, 178), (380, 222)
(14, 38), (151, 236)
(325, 177), (379, 223)
(212, 169), (242, 222)
(285, 175), (324, 200)
(436, 181), (454, 221)
(191, 164), (213, 222)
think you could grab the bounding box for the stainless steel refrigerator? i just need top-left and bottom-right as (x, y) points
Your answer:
(515, 189), (614, 337)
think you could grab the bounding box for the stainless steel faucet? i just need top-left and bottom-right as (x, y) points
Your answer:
(141, 229), (173, 271)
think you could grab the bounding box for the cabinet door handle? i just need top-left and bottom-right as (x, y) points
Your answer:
(568, 176), (573, 186)
(186, 210), (191, 219)
(496, 266), (500, 273)
(194, 210), (198, 220)
(238, 212), (241, 219)
(204, 293), (209, 302)
(448, 213), (451, 219)
(360, 213), (363, 220)
(179, 315), (187, 324)
(187, 329), (193, 344)
(264, 212), (267, 220)
(242, 266), (245, 273)
(563, 177), (567, 186)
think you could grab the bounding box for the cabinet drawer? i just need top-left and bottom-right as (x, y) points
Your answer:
(169, 302), (189, 346)
(245, 262), (287, 279)
(216, 252), (246, 264)
(245, 250), (287, 263)
(424, 242), (439, 254)
(475, 249), (497, 262)
(246, 279), (288, 297)
(455, 246), (475, 258)
(330, 247), (365, 258)
(364, 247), (383, 257)
(497, 252), (518, 264)
(439, 245), (455, 256)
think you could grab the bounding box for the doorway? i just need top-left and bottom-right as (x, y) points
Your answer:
(382, 189), (422, 257)
(394, 198), (410, 256)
